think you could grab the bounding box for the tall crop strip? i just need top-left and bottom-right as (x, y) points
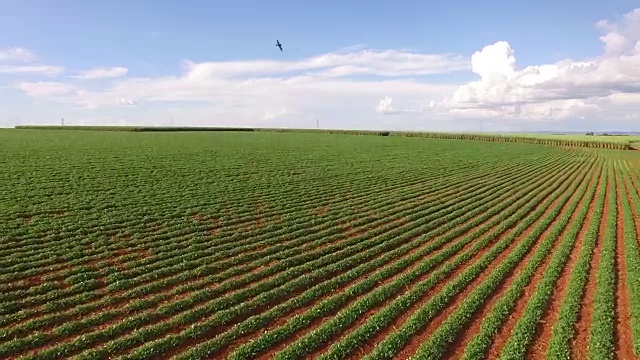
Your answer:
(620, 160), (640, 355)
(1, 128), (640, 359)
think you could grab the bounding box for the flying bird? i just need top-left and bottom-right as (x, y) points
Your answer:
(276, 40), (283, 52)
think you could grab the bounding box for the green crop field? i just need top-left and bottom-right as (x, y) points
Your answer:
(2, 128), (640, 359)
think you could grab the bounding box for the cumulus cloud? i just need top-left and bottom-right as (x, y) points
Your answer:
(440, 7), (640, 121)
(375, 96), (419, 114)
(74, 67), (128, 80)
(375, 96), (397, 114)
(597, 9), (640, 55)
(0, 47), (37, 62)
(375, 96), (435, 115)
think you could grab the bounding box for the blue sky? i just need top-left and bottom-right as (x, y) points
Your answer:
(2, 0), (640, 131)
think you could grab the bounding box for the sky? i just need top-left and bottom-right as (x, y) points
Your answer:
(1, 0), (640, 132)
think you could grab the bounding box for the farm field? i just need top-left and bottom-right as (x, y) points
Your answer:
(467, 132), (640, 146)
(2, 129), (640, 359)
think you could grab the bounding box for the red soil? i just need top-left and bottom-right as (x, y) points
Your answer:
(221, 185), (502, 358)
(192, 213), (207, 222)
(25, 276), (43, 287)
(314, 206), (329, 216)
(9, 213), (365, 339)
(489, 167), (595, 357)
(317, 179), (547, 360)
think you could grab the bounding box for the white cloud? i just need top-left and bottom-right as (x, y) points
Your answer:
(597, 9), (640, 56)
(0, 47), (64, 77)
(16, 81), (74, 96)
(263, 107), (288, 120)
(375, 96), (430, 115)
(0, 65), (65, 76)
(117, 98), (138, 105)
(181, 48), (468, 80)
(376, 96), (397, 114)
(9, 9), (640, 130)
(440, 7), (640, 121)
(0, 47), (37, 62)
(18, 46), (459, 118)
(74, 67), (128, 80)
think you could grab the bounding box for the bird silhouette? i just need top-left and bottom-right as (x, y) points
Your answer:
(276, 40), (283, 52)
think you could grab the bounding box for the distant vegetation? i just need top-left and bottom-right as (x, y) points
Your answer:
(13, 125), (640, 150)
(14, 125), (256, 132)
